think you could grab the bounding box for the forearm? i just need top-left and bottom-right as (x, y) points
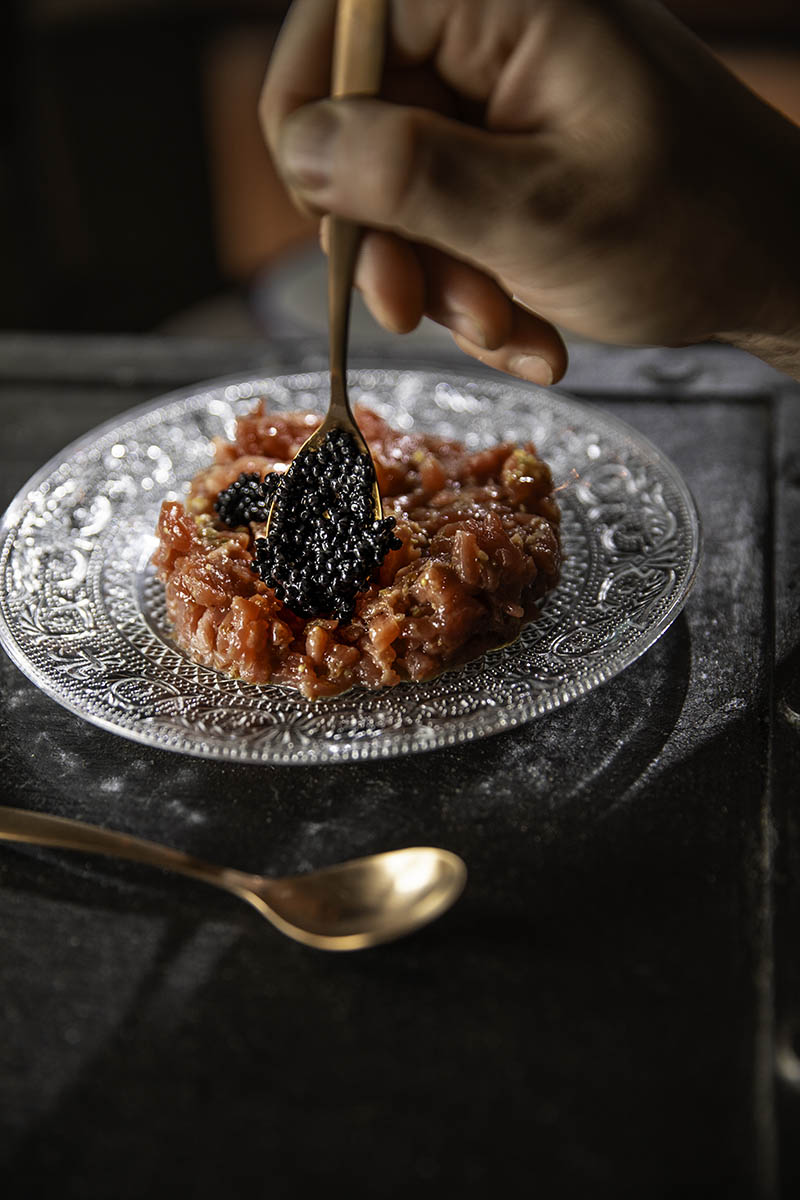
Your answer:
(718, 328), (800, 381)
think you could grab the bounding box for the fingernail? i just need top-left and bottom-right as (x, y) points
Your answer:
(508, 355), (554, 386)
(444, 312), (489, 349)
(280, 104), (337, 192)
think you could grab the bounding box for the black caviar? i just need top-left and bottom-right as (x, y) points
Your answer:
(215, 471), (281, 526)
(215, 431), (400, 622)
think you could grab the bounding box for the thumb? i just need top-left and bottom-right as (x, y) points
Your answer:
(274, 98), (540, 270)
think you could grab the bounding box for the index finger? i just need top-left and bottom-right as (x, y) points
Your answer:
(259, 0), (470, 161)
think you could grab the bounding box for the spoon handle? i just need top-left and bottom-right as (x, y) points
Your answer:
(328, 0), (389, 416)
(328, 219), (361, 415)
(332, 0), (389, 98)
(0, 804), (246, 894)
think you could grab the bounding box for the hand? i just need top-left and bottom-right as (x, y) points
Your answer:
(260, 0), (800, 383)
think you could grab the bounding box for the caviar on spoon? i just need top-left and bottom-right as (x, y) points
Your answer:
(251, 429), (399, 622)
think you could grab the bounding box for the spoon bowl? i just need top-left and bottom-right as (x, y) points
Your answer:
(0, 805), (466, 951)
(247, 846), (467, 950)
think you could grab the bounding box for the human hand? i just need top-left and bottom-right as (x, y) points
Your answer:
(260, 0), (800, 383)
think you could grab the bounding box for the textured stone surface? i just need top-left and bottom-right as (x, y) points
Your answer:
(0, 336), (797, 1199)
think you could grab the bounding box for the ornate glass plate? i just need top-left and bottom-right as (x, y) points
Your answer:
(0, 368), (700, 764)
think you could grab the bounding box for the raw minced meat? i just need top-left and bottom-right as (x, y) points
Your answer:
(152, 402), (561, 699)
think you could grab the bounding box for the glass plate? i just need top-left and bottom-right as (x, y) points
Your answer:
(0, 368), (701, 764)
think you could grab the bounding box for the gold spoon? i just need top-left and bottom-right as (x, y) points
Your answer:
(265, 0), (389, 539)
(0, 805), (466, 951)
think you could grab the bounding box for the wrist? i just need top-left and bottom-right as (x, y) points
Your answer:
(715, 327), (800, 381)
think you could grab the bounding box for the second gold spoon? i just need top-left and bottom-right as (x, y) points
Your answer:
(0, 805), (466, 951)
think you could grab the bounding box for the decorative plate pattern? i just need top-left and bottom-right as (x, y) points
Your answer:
(0, 368), (701, 763)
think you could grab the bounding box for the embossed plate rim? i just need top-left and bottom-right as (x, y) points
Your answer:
(0, 366), (702, 763)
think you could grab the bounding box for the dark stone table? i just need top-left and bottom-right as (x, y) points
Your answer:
(1, 334), (798, 1199)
